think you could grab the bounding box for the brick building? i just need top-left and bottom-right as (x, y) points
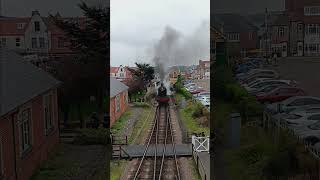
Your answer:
(0, 11), (85, 64)
(110, 65), (134, 85)
(0, 51), (60, 180)
(110, 77), (129, 126)
(212, 13), (259, 58)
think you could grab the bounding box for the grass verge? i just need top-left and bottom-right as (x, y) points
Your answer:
(177, 94), (209, 136)
(110, 160), (127, 180)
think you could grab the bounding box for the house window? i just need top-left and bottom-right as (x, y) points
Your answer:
(39, 37), (45, 48)
(17, 23), (25, 30)
(58, 37), (64, 48)
(32, 38), (37, 48)
(34, 21), (40, 32)
(228, 33), (239, 41)
(116, 95), (120, 112)
(20, 108), (32, 153)
(279, 27), (285, 37)
(1, 38), (6, 47)
(304, 6), (320, 16)
(306, 24), (319, 35)
(124, 92), (128, 104)
(298, 24), (303, 32)
(16, 38), (21, 47)
(44, 94), (54, 134)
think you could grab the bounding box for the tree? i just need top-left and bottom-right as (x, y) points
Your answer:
(128, 62), (155, 89)
(51, 1), (109, 127)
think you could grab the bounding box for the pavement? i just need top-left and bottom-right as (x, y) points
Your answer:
(271, 57), (320, 97)
(120, 144), (192, 158)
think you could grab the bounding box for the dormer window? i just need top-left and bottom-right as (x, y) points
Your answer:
(34, 21), (40, 32)
(17, 23), (25, 30)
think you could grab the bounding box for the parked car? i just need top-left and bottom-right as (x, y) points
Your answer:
(243, 78), (274, 88)
(236, 62), (259, 74)
(279, 111), (320, 128)
(200, 98), (210, 107)
(290, 121), (320, 145)
(185, 83), (196, 88)
(251, 84), (290, 95)
(237, 69), (277, 81)
(246, 80), (295, 93)
(239, 73), (279, 85)
(190, 88), (206, 94)
(256, 87), (306, 103)
(265, 96), (320, 115)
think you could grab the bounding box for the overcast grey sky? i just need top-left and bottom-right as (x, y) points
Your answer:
(2, 0), (107, 17)
(111, 0), (210, 67)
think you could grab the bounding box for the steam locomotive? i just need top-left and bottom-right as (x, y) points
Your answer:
(156, 83), (170, 104)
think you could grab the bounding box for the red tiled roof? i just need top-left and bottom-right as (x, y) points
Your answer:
(110, 67), (119, 74)
(0, 17), (30, 36)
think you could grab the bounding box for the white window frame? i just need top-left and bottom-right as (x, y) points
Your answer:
(16, 37), (21, 47)
(116, 95), (120, 112)
(279, 27), (285, 37)
(19, 104), (32, 155)
(43, 92), (54, 135)
(304, 6), (320, 16)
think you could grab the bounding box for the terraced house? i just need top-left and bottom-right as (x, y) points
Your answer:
(0, 51), (60, 180)
(0, 10), (85, 66)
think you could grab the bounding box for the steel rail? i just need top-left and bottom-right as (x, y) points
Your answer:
(133, 106), (159, 180)
(158, 104), (169, 180)
(168, 104), (181, 180)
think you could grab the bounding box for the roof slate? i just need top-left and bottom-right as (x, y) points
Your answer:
(0, 50), (60, 116)
(110, 77), (128, 98)
(211, 13), (258, 33)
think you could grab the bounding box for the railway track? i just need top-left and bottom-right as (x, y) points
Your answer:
(127, 104), (181, 180)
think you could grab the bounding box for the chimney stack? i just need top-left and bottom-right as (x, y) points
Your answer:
(32, 10), (40, 16)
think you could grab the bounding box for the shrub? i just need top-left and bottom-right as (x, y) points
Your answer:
(192, 103), (204, 118)
(225, 84), (248, 103)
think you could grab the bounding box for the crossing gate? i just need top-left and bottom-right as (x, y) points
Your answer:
(192, 135), (210, 152)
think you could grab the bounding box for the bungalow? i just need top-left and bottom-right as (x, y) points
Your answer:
(0, 50), (60, 180)
(110, 77), (129, 127)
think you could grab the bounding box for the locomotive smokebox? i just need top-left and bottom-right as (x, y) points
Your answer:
(158, 82), (167, 97)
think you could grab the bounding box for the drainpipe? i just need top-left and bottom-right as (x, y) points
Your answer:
(11, 112), (18, 180)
